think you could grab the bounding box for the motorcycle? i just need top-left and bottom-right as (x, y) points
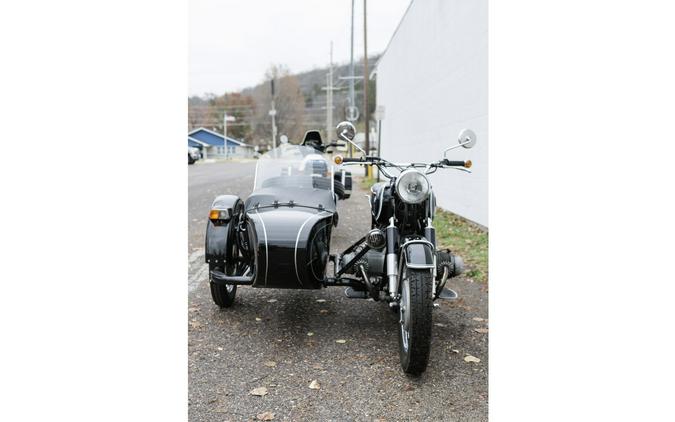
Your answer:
(205, 121), (476, 375)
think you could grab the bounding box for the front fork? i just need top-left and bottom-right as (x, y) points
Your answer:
(386, 217), (400, 299)
(424, 217), (438, 297)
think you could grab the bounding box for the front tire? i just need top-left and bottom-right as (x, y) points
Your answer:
(398, 266), (433, 375)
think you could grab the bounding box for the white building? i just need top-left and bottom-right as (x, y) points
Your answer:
(375, 0), (487, 227)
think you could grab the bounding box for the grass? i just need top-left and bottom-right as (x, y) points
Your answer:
(433, 209), (488, 283)
(358, 175), (488, 283)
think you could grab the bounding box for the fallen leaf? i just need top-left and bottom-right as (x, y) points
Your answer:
(464, 355), (481, 363)
(264, 361), (277, 367)
(190, 321), (202, 329)
(257, 411), (275, 421)
(451, 349), (460, 354)
(255, 317), (262, 322)
(307, 332), (314, 337)
(319, 309), (329, 314)
(267, 299), (277, 303)
(474, 328), (488, 334)
(472, 317), (485, 322)
(312, 363), (323, 370)
(316, 299), (327, 303)
(249, 387), (268, 396)
(309, 380), (321, 390)
(335, 339), (347, 344)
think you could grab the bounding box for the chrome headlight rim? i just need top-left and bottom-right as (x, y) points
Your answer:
(395, 169), (431, 204)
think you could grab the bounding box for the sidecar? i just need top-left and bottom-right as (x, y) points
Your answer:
(205, 144), (339, 306)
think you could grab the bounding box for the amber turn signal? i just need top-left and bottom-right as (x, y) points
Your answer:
(334, 155), (344, 165)
(464, 160), (472, 168)
(209, 209), (221, 220)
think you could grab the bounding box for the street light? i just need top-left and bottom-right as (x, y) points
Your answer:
(223, 113), (236, 160)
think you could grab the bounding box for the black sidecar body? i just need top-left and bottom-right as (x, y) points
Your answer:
(206, 144), (338, 290)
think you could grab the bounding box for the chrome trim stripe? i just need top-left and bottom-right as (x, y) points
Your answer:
(255, 209), (269, 286)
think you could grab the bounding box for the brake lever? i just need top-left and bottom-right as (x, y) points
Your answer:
(447, 167), (472, 173)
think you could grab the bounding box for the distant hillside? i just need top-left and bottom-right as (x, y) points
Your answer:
(241, 54), (380, 127)
(189, 54), (379, 145)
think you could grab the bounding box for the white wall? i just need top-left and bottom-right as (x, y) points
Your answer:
(376, 0), (487, 227)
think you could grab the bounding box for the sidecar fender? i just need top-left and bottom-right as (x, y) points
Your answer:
(205, 195), (242, 266)
(401, 239), (436, 270)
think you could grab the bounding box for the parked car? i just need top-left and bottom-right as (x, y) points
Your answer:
(188, 147), (200, 165)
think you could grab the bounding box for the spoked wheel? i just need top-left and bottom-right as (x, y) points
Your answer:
(398, 265), (433, 375)
(209, 206), (245, 308)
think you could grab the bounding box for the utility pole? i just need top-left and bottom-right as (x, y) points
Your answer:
(349, 0), (355, 157)
(223, 112), (236, 160)
(223, 112), (228, 160)
(363, 0), (370, 175)
(323, 42), (345, 141)
(326, 42), (334, 140)
(269, 78), (277, 149)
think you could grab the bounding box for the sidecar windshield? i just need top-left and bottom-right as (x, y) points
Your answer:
(253, 144), (334, 194)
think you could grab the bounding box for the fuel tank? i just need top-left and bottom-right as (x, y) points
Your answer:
(246, 207), (334, 289)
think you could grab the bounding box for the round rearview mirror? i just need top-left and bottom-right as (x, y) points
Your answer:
(280, 134), (288, 144)
(458, 129), (477, 149)
(336, 121), (356, 141)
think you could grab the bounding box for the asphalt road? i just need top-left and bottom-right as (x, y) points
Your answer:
(188, 161), (488, 421)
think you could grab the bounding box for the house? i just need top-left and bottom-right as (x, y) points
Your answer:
(187, 127), (254, 159)
(375, 0), (487, 227)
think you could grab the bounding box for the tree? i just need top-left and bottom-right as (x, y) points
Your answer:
(187, 93), (255, 143)
(250, 64), (306, 146)
(208, 93), (255, 142)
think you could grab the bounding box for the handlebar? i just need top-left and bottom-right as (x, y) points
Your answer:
(441, 159), (471, 168)
(334, 155), (472, 176)
(341, 157), (366, 163)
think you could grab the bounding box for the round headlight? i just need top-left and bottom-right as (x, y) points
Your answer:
(395, 170), (430, 204)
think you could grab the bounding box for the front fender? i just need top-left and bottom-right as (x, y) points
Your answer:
(401, 240), (435, 270)
(205, 195), (242, 266)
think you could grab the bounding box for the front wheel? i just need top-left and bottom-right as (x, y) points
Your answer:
(398, 266), (433, 375)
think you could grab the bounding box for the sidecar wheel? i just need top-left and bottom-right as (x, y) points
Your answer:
(210, 281), (237, 308)
(333, 180), (345, 200)
(210, 275), (237, 308)
(398, 266), (433, 375)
